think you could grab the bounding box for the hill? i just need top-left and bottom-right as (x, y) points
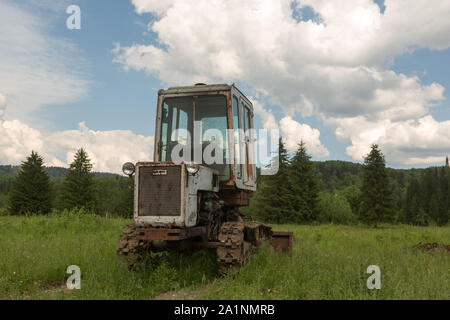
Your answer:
(0, 165), (119, 178)
(313, 160), (426, 191)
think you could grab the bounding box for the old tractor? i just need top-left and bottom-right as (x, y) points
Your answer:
(117, 83), (292, 273)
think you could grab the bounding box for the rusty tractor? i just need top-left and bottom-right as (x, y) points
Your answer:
(117, 83), (293, 273)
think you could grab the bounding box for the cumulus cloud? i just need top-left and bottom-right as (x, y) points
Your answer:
(131, 0), (177, 16)
(115, 0), (450, 166)
(328, 115), (450, 165)
(252, 97), (329, 157)
(0, 120), (52, 166)
(280, 116), (329, 157)
(46, 122), (154, 173)
(0, 120), (154, 174)
(251, 99), (279, 131)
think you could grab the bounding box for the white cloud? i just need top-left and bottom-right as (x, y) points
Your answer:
(46, 122), (154, 173)
(0, 1), (89, 122)
(0, 120), (154, 174)
(252, 97), (329, 157)
(280, 116), (329, 157)
(131, 0), (178, 16)
(0, 119), (52, 166)
(115, 0), (450, 166)
(251, 99), (278, 131)
(328, 115), (450, 166)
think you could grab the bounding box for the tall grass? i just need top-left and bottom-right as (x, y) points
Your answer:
(0, 213), (448, 299)
(0, 211), (218, 299)
(199, 224), (449, 299)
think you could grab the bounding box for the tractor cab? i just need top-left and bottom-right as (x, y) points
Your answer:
(154, 83), (256, 191)
(125, 84), (258, 228)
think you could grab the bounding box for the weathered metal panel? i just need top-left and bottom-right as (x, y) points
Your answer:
(271, 231), (293, 252)
(136, 226), (205, 241)
(134, 162), (186, 227)
(138, 165), (182, 216)
(161, 84), (231, 95)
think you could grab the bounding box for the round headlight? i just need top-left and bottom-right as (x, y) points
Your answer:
(186, 162), (199, 175)
(122, 162), (135, 176)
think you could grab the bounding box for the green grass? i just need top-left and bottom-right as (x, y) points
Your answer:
(0, 214), (448, 299)
(0, 213), (218, 299)
(199, 224), (449, 299)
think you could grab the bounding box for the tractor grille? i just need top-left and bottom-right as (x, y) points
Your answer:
(138, 165), (182, 216)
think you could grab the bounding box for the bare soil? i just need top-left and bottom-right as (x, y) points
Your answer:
(152, 282), (215, 300)
(413, 242), (450, 252)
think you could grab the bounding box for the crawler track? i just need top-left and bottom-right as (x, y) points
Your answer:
(116, 224), (151, 270)
(217, 221), (272, 274)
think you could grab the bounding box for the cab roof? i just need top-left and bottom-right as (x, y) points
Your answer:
(159, 83), (231, 95)
(158, 83), (253, 110)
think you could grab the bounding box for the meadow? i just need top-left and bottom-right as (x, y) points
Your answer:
(0, 213), (448, 300)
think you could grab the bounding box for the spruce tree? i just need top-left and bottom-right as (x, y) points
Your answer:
(59, 148), (98, 212)
(429, 193), (439, 225)
(286, 141), (319, 223)
(116, 177), (134, 218)
(404, 178), (420, 224)
(359, 144), (395, 227)
(253, 137), (291, 223)
(9, 151), (51, 215)
(437, 166), (449, 226)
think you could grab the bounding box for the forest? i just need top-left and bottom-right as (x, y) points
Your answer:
(0, 151), (133, 218)
(0, 144), (449, 227)
(246, 141), (449, 226)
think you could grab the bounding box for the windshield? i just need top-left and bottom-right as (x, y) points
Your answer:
(160, 95), (230, 181)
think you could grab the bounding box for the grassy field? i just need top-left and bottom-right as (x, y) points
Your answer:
(0, 213), (448, 299)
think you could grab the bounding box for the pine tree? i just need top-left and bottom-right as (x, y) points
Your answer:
(429, 193), (439, 225)
(253, 138), (292, 223)
(421, 168), (438, 215)
(359, 144), (395, 227)
(59, 148), (98, 212)
(116, 176), (134, 218)
(9, 151), (51, 215)
(437, 166), (449, 226)
(286, 141), (319, 222)
(404, 178), (420, 224)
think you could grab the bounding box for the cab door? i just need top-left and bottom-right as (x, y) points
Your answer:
(241, 101), (255, 185)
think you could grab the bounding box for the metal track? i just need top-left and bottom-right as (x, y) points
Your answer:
(217, 221), (272, 274)
(116, 224), (152, 270)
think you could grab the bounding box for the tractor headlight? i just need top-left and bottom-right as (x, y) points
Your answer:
(186, 162), (199, 175)
(122, 162), (135, 176)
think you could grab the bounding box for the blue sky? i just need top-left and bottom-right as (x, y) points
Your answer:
(0, 0), (449, 173)
(40, 0), (160, 135)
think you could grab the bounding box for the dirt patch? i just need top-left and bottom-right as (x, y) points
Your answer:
(152, 282), (215, 300)
(413, 242), (450, 253)
(42, 282), (70, 294)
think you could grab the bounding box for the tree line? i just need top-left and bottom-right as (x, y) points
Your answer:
(246, 139), (449, 227)
(404, 166), (449, 226)
(1, 144), (449, 226)
(1, 149), (133, 217)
